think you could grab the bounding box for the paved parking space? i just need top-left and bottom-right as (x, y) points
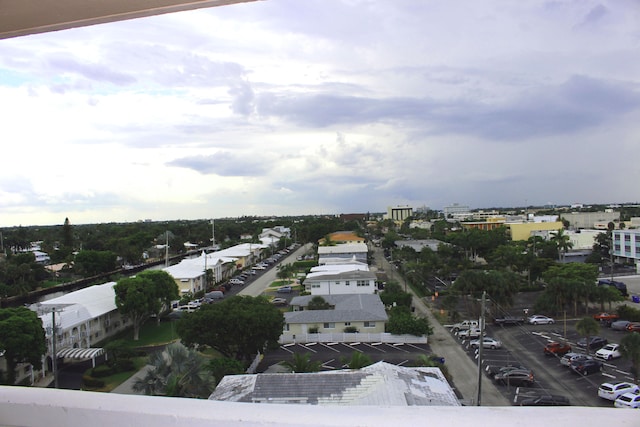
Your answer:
(256, 342), (433, 372)
(444, 320), (640, 406)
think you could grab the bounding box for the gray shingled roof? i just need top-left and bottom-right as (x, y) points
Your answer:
(209, 361), (460, 406)
(285, 294), (388, 324)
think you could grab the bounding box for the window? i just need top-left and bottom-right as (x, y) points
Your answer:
(311, 284), (320, 288)
(345, 280), (350, 286)
(335, 281), (340, 285)
(284, 324), (289, 331)
(363, 321), (376, 328)
(357, 280), (369, 286)
(344, 322), (351, 326)
(323, 322), (335, 329)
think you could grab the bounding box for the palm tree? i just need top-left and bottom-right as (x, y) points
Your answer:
(341, 352), (372, 369)
(281, 353), (322, 373)
(132, 342), (215, 398)
(575, 317), (600, 355)
(551, 229), (573, 262)
(620, 332), (640, 383)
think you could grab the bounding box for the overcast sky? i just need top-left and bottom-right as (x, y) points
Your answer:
(1, 0), (639, 227)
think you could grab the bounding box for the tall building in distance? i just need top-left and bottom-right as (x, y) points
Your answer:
(385, 205), (413, 221)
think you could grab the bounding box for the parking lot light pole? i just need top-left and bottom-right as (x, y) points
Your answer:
(477, 291), (486, 406)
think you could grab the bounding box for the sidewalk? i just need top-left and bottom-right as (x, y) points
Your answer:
(373, 248), (510, 406)
(110, 365), (153, 395)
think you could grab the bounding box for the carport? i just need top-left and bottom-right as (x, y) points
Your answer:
(57, 347), (106, 368)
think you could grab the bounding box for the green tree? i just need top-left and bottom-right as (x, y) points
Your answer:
(575, 317), (601, 355)
(74, 250), (117, 276)
(207, 357), (245, 386)
(276, 263), (295, 282)
(114, 271), (178, 340)
(539, 263), (598, 316)
(136, 270), (179, 323)
(62, 217), (74, 250)
(551, 229), (573, 262)
(281, 353), (322, 373)
(379, 282), (412, 308)
(0, 307), (46, 385)
(307, 296), (331, 310)
(177, 296), (284, 362)
(132, 342), (215, 398)
(620, 332), (640, 383)
(341, 351), (372, 369)
(386, 306), (432, 336)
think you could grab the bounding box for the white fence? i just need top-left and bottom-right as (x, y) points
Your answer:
(279, 332), (428, 344)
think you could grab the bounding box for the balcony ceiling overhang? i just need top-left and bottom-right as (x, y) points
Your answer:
(0, 0), (258, 40)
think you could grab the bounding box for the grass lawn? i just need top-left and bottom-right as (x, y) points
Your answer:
(87, 356), (148, 393)
(110, 319), (181, 348)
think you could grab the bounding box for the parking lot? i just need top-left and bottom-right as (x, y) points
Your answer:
(450, 317), (637, 406)
(257, 341), (433, 372)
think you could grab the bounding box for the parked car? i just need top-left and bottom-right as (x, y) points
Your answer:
(595, 343), (622, 361)
(229, 278), (244, 285)
(577, 336), (608, 350)
(527, 315), (555, 325)
(271, 297), (288, 306)
(544, 341), (571, 356)
(485, 364), (527, 378)
(626, 322), (640, 332)
(571, 358), (603, 375)
(451, 320), (479, 332)
(614, 391), (640, 409)
(597, 279), (628, 296)
(494, 369), (534, 387)
(560, 352), (585, 367)
(493, 315), (524, 326)
(457, 328), (484, 340)
(593, 312), (620, 322)
(519, 395), (570, 406)
(277, 285), (293, 293)
(598, 382), (640, 401)
(611, 320), (632, 331)
(470, 337), (502, 349)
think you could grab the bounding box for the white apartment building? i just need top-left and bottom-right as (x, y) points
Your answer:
(613, 229), (640, 273)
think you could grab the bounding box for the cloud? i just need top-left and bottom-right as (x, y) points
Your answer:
(167, 151), (269, 176)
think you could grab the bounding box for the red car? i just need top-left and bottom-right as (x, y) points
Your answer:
(544, 341), (572, 356)
(593, 312), (619, 322)
(626, 322), (640, 332)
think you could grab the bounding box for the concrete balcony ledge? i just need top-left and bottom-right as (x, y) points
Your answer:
(1, 386), (638, 427)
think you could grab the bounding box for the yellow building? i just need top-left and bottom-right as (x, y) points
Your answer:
(507, 221), (564, 241)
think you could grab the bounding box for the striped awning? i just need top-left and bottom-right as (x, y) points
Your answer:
(56, 347), (104, 360)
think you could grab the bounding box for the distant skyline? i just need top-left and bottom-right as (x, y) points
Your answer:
(1, 0), (639, 227)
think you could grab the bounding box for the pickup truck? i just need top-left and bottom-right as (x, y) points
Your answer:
(457, 327), (484, 340)
(493, 316), (525, 326)
(451, 320), (479, 332)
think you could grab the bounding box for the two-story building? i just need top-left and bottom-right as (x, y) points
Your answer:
(30, 282), (128, 384)
(282, 294), (388, 342)
(303, 269), (377, 295)
(613, 229), (640, 273)
(317, 243), (368, 265)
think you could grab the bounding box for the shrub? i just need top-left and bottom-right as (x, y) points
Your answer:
(91, 365), (115, 378)
(82, 375), (105, 389)
(308, 326), (319, 334)
(344, 326), (359, 333)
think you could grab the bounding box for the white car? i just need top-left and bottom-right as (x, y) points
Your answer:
(470, 337), (502, 349)
(614, 391), (640, 408)
(598, 382), (640, 401)
(527, 315), (555, 325)
(595, 343), (622, 361)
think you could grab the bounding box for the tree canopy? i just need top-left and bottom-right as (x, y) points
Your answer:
(177, 295), (284, 362)
(114, 270), (178, 340)
(0, 307), (46, 385)
(386, 305), (432, 336)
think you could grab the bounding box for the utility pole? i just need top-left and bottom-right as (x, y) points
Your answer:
(476, 291), (486, 406)
(211, 219), (215, 249)
(164, 231), (169, 267)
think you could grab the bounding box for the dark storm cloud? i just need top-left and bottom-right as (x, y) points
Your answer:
(167, 151), (268, 176)
(257, 75), (640, 141)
